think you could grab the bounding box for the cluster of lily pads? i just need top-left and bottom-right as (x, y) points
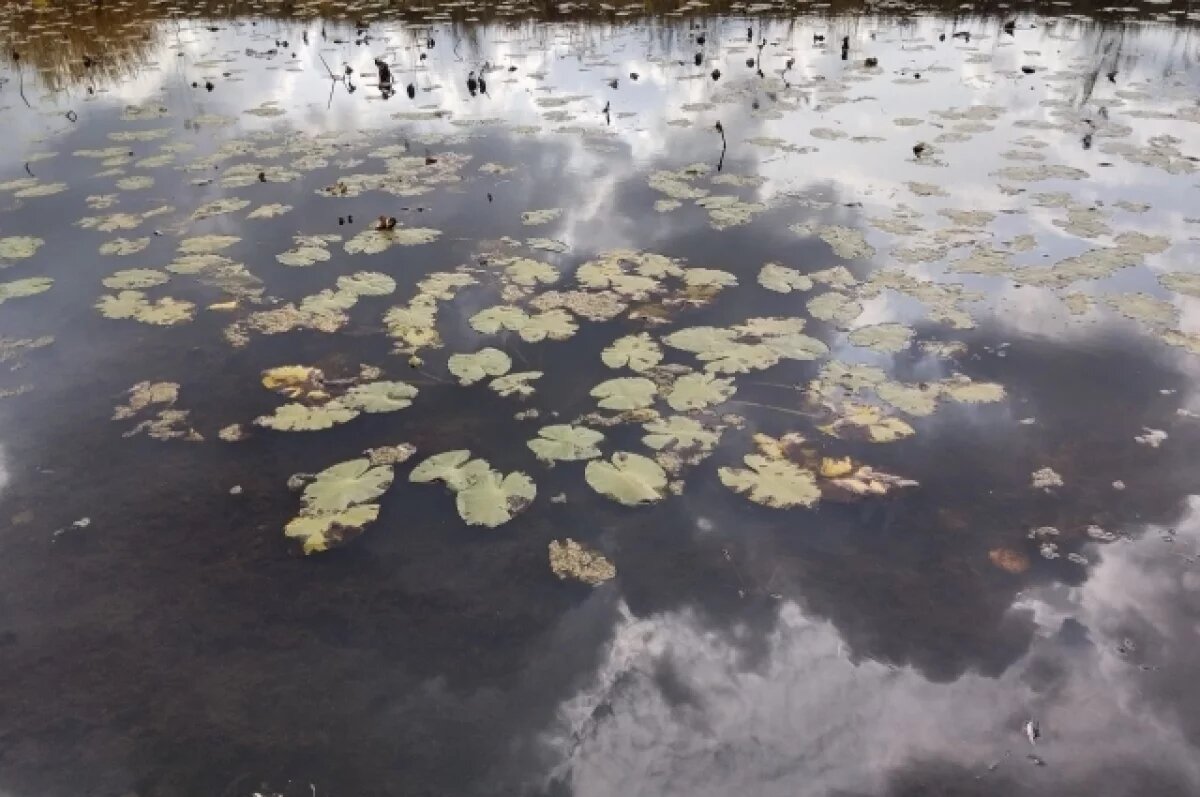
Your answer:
(5, 9), (1200, 585)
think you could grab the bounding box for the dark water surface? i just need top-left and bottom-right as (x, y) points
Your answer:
(2, 1), (1200, 795)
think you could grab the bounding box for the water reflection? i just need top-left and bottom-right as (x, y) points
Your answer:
(0, 3), (1199, 797)
(544, 503), (1200, 796)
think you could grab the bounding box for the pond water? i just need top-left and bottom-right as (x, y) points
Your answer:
(2, 0), (1200, 795)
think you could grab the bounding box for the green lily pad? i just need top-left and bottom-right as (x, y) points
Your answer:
(528, 424), (604, 462)
(338, 381), (419, 413)
(0, 277), (53, 304)
(585, 452), (668, 506)
(448, 348), (512, 385)
(601, 333), (663, 372)
(665, 372), (736, 411)
(719, 455), (820, 508)
(591, 377), (658, 410)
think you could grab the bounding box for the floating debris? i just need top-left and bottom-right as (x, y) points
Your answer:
(548, 539), (615, 585)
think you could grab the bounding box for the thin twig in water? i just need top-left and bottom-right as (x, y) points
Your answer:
(318, 53), (337, 79)
(17, 69), (31, 108)
(511, 342), (532, 369)
(416, 368), (451, 385)
(727, 399), (820, 419)
(714, 120), (728, 171)
(745, 380), (801, 391)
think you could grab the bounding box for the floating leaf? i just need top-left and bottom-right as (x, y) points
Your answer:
(490, 371), (543, 398)
(178, 235), (240, 254)
(99, 237), (151, 256)
(285, 458), (394, 554)
(585, 452), (668, 505)
(276, 235), (337, 267)
(285, 506), (380, 554)
(820, 403), (915, 443)
(521, 208), (563, 226)
(337, 271), (396, 296)
(0, 236), (44, 261)
(255, 403), (359, 431)
(247, 203), (293, 219)
(410, 450), (485, 490)
(758, 263), (813, 293)
(470, 305), (527, 334)
(641, 415), (720, 456)
(101, 269), (169, 290)
(338, 381), (419, 413)
(0, 277), (53, 305)
(410, 450), (535, 526)
(876, 381), (941, 416)
(528, 424), (604, 462)
(344, 227), (441, 254)
(719, 455), (819, 508)
(821, 464), (918, 499)
(517, 308), (578, 342)
(300, 458), (394, 513)
(96, 290), (193, 324)
(261, 365), (323, 395)
(665, 372), (735, 411)
(848, 323), (915, 353)
(448, 348), (512, 385)
(807, 292), (863, 327)
(591, 377), (657, 410)
(504, 258), (559, 287)
(549, 539), (615, 585)
(455, 469), (537, 527)
(191, 197), (251, 220)
(601, 333), (663, 372)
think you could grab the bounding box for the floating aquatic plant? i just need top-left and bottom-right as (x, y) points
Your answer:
(528, 424), (604, 463)
(548, 539), (615, 585)
(285, 458), (395, 554)
(585, 452), (668, 506)
(410, 450), (536, 527)
(96, 290), (194, 324)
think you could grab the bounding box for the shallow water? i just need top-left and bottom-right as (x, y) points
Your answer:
(2, 1), (1200, 795)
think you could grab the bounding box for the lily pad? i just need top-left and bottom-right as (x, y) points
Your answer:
(178, 235), (240, 254)
(338, 381), (419, 413)
(585, 452), (668, 505)
(591, 377), (658, 410)
(665, 372), (735, 411)
(0, 236), (44, 261)
(285, 457), (394, 554)
(528, 424), (604, 462)
(758, 263), (814, 293)
(490, 371), (543, 398)
(300, 458), (395, 513)
(99, 237), (151, 256)
(641, 415), (721, 456)
(96, 290), (193, 324)
(102, 269), (169, 290)
(521, 208), (563, 226)
(455, 469), (537, 527)
(255, 403), (360, 431)
(448, 348), (512, 385)
(820, 403), (916, 443)
(847, 323), (915, 353)
(719, 455), (820, 508)
(0, 277), (54, 305)
(601, 333), (663, 372)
